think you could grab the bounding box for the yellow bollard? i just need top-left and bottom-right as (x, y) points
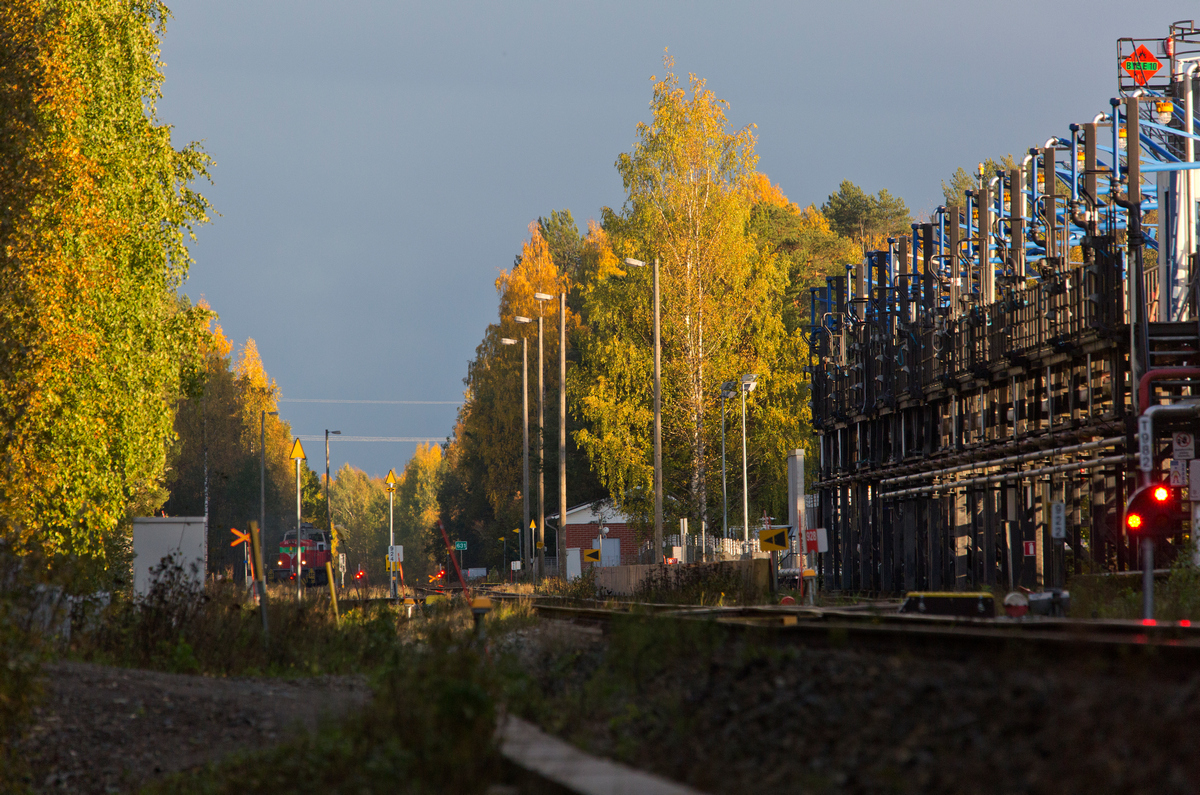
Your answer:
(325, 561), (340, 625)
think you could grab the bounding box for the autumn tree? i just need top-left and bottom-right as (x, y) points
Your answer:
(327, 464), (387, 581)
(747, 174), (860, 332)
(0, 0), (211, 584)
(395, 442), (444, 582)
(573, 60), (799, 543)
(164, 317), (297, 576)
(441, 224), (604, 576)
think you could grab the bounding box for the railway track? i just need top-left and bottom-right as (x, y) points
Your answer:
(483, 593), (1200, 676)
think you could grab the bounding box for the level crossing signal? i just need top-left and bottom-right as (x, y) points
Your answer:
(1124, 483), (1183, 537)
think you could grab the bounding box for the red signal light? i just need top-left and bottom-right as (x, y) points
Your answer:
(1124, 483), (1182, 537)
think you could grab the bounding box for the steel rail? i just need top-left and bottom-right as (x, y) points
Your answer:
(508, 599), (1200, 675)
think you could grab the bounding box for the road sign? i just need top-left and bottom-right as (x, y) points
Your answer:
(1122, 44), (1162, 87)
(1173, 432), (1195, 460)
(1171, 459), (1188, 486)
(290, 438), (307, 460)
(511, 560), (521, 571)
(804, 526), (828, 554)
(1023, 540), (1036, 557)
(536, 541), (544, 549)
(385, 469), (397, 485)
(229, 528), (250, 547)
(582, 548), (601, 563)
(455, 541), (468, 551)
(338, 553), (346, 574)
(1050, 502), (1066, 540)
(759, 526), (788, 551)
(1138, 415), (1153, 472)
(388, 544), (404, 563)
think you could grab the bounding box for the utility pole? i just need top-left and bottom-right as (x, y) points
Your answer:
(325, 429), (340, 584)
(522, 337), (530, 573)
(261, 409), (278, 567)
(534, 292), (553, 579)
(740, 374), (757, 549)
(720, 382), (736, 540)
(504, 330), (533, 577)
(622, 257), (664, 563)
(558, 292), (568, 579)
(653, 258), (662, 564)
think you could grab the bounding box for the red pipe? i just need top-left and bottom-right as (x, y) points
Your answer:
(1138, 368), (1200, 413)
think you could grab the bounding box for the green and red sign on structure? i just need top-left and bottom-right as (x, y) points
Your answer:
(1122, 44), (1162, 86)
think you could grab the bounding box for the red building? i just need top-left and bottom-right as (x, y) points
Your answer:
(550, 501), (639, 566)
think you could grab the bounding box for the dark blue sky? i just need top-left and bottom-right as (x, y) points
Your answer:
(158, 0), (1191, 477)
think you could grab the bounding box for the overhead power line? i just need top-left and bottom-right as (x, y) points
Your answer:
(280, 399), (462, 405)
(294, 435), (443, 443)
(295, 435), (444, 443)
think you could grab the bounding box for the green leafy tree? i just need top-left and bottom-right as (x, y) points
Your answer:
(821, 180), (912, 253)
(328, 464), (387, 581)
(0, 0), (212, 584)
(942, 155), (1018, 209)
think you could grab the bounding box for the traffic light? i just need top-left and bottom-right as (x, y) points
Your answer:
(1124, 482), (1183, 537)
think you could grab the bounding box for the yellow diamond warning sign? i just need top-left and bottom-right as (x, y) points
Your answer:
(759, 527), (788, 552)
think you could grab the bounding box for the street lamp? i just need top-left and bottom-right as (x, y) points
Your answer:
(260, 409), (278, 566)
(325, 430), (340, 579)
(502, 334), (530, 576)
(624, 257), (662, 562)
(720, 382), (737, 540)
(740, 374), (757, 549)
(385, 468), (397, 598)
(533, 292), (555, 579)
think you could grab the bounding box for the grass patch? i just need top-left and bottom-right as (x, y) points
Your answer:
(75, 553), (407, 676)
(1068, 560), (1200, 620)
(0, 544), (48, 794)
(141, 614), (504, 795)
(633, 561), (767, 605)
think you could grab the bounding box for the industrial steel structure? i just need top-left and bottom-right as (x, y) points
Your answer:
(808, 23), (1200, 593)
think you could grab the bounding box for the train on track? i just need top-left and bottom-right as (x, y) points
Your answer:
(273, 522), (333, 585)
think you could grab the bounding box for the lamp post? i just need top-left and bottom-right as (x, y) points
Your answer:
(385, 468), (397, 599)
(740, 374), (757, 550)
(720, 382), (737, 540)
(503, 332), (531, 576)
(534, 291), (555, 579)
(289, 437), (307, 600)
(624, 258), (662, 562)
(557, 292), (568, 579)
(260, 409), (278, 566)
(324, 429), (340, 586)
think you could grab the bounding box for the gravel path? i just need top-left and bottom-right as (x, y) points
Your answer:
(20, 661), (369, 794)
